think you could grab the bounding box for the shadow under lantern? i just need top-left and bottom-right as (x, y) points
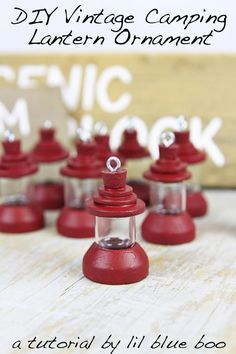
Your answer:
(0, 132), (44, 233)
(141, 131), (195, 245)
(57, 130), (101, 238)
(83, 156), (149, 285)
(174, 117), (208, 217)
(31, 121), (69, 210)
(117, 124), (151, 206)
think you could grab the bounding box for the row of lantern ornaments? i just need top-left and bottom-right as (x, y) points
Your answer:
(0, 117), (208, 285)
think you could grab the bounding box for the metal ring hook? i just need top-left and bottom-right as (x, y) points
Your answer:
(94, 121), (108, 135)
(106, 156), (121, 172)
(4, 129), (15, 142)
(76, 128), (91, 142)
(43, 120), (53, 129)
(177, 115), (188, 131)
(161, 131), (175, 148)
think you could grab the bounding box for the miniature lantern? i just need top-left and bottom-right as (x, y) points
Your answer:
(118, 121), (151, 205)
(174, 116), (208, 217)
(83, 156), (149, 285)
(141, 131), (195, 245)
(56, 129), (101, 238)
(0, 132), (44, 233)
(94, 121), (124, 166)
(31, 121), (69, 210)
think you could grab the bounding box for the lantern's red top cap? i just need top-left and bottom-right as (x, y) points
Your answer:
(144, 143), (191, 183)
(95, 134), (125, 166)
(31, 126), (69, 163)
(118, 129), (150, 159)
(0, 139), (38, 178)
(86, 157), (145, 217)
(174, 131), (206, 164)
(60, 139), (101, 179)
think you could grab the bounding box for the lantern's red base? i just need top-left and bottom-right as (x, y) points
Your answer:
(57, 207), (95, 238)
(141, 211), (195, 245)
(128, 180), (150, 206)
(83, 242), (149, 285)
(187, 191), (208, 217)
(0, 203), (44, 233)
(31, 182), (64, 210)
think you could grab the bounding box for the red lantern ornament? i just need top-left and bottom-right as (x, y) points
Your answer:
(118, 120), (151, 206)
(94, 121), (110, 162)
(31, 121), (69, 210)
(0, 131), (44, 233)
(174, 116), (208, 217)
(94, 121), (125, 166)
(83, 156), (149, 285)
(56, 129), (101, 238)
(141, 131), (195, 245)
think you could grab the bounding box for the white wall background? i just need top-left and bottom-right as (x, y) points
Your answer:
(0, 0), (235, 53)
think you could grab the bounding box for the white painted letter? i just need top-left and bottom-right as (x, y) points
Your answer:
(0, 65), (15, 82)
(47, 65), (82, 111)
(18, 65), (47, 88)
(0, 99), (30, 136)
(82, 65), (97, 111)
(96, 66), (132, 113)
(190, 116), (225, 166)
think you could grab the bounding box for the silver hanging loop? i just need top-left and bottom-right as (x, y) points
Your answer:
(106, 156), (121, 172)
(177, 115), (188, 131)
(161, 131), (175, 147)
(43, 120), (53, 129)
(76, 128), (91, 142)
(94, 121), (108, 135)
(4, 130), (15, 142)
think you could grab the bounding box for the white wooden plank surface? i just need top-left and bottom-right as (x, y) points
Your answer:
(0, 190), (235, 354)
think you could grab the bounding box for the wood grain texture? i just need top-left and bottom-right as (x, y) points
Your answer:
(0, 87), (68, 151)
(0, 54), (235, 187)
(0, 190), (235, 354)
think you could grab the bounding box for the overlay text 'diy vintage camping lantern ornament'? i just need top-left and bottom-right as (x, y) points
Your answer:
(83, 156), (149, 285)
(174, 116), (208, 217)
(0, 131), (44, 233)
(31, 120), (69, 210)
(141, 131), (195, 245)
(117, 118), (151, 206)
(56, 129), (102, 238)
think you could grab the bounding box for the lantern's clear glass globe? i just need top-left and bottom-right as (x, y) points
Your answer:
(95, 216), (135, 249)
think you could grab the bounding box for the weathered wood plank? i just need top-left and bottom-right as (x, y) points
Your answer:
(0, 54), (235, 187)
(0, 190), (235, 353)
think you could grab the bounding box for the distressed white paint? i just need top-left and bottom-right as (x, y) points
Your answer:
(46, 65), (83, 111)
(0, 64), (133, 113)
(0, 98), (30, 136)
(18, 65), (47, 89)
(96, 66), (132, 113)
(0, 190), (235, 354)
(190, 117), (225, 167)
